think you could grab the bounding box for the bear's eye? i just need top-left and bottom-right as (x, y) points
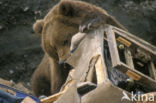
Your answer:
(63, 40), (68, 45)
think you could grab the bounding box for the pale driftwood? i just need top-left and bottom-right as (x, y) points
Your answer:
(54, 82), (80, 103)
(105, 25), (156, 91)
(117, 36), (131, 47)
(95, 55), (105, 84)
(41, 70), (75, 103)
(41, 92), (64, 103)
(41, 80), (74, 103)
(82, 80), (133, 103)
(86, 65), (95, 83)
(86, 55), (98, 83)
(105, 26), (120, 67)
(126, 70), (141, 81)
(148, 61), (156, 80)
(124, 47), (135, 70)
(45, 25), (156, 103)
(52, 70), (79, 103)
(66, 26), (132, 103)
(21, 96), (37, 103)
(112, 26), (156, 56)
(66, 26), (106, 83)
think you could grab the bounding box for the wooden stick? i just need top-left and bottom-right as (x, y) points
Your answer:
(148, 61), (156, 80)
(41, 91), (64, 103)
(124, 47), (135, 70)
(95, 56), (105, 84)
(41, 70), (74, 103)
(117, 36), (131, 47)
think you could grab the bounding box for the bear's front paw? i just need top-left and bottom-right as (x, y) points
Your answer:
(79, 18), (102, 33)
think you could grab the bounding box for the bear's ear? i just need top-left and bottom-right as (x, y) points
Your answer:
(33, 19), (44, 34)
(59, 1), (75, 17)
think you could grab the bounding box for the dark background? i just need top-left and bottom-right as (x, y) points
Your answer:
(0, 0), (155, 89)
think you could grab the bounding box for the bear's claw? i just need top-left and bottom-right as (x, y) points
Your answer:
(79, 25), (86, 32)
(79, 18), (102, 33)
(87, 23), (92, 30)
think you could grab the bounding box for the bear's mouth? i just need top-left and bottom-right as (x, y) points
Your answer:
(59, 60), (66, 65)
(59, 53), (71, 65)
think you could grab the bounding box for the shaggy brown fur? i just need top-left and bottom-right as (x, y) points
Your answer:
(31, 0), (127, 97)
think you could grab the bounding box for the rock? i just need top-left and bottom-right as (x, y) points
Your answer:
(27, 82), (30, 87)
(0, 25), (3, 30)
(9, 69), (14, 74)
(24, 54), (28, 58)
(24, 7), (29, 12)
(21, 96), (37, 103)
(9, 80), (15, 85)
(34, 10), (42, 16)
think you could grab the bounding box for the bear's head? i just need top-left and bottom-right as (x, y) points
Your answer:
(33, 0), (93, 63)
(33, 0), (113, 63)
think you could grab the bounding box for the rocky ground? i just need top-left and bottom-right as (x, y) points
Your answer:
(0, 0), (155, 92)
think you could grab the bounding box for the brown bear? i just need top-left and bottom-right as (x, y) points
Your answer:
(31, 0), (127, 97)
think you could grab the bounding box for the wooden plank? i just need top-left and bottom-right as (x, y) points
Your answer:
(21, 96), (37, 103)
(54, 82), (80, 103)
(105, 26), (121, 67)
(86, 55), (99, 82)
(119, 62), (156, 91)
(126, 70), (141, 81)
(82, 80), (132, 103)
(86, 67), (95, 82)
(104, 25), (156, 91)
(95, 56), (105, 84)
(149, 61), (156, 80)
(41, 91), (64, 103)
(41, 78), (74, 103)
(124, 47), (135, 70)
(112, 26), (156, 55)
(117, 36), (131, 47)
